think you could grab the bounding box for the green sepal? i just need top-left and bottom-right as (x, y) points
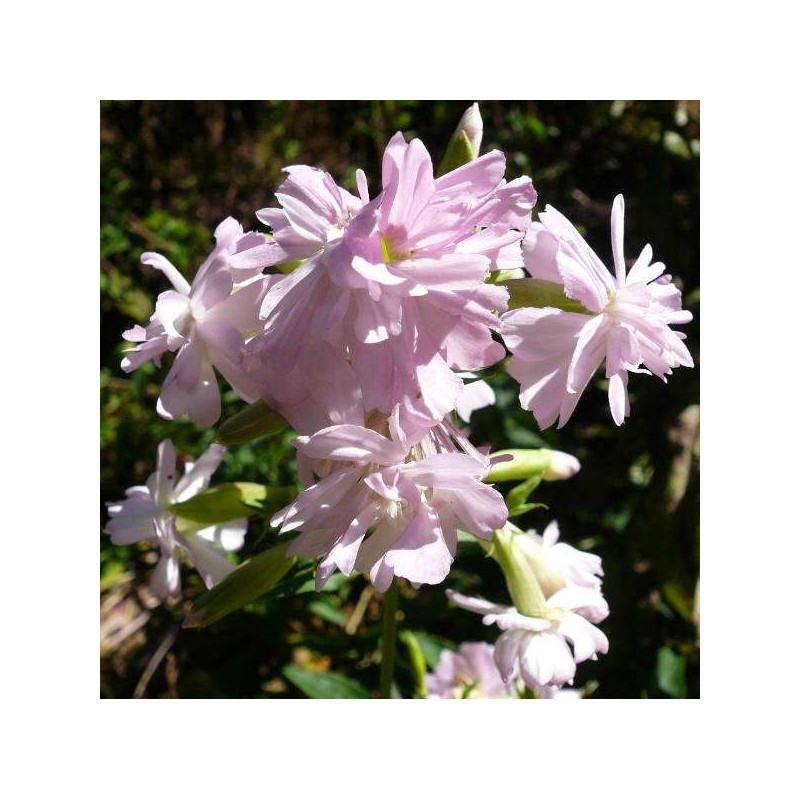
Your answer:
(282, 665), (371, 699)
(276, 259), (303, 274)
(437, 130), (477, 177)
(214, 401), (289, 446)
(486, 269), (524, 284)
(504, 278), (592, 314)
(170, 482), (293, 528)
(183, 542), (296, 628)
(490, 524), (548, 616)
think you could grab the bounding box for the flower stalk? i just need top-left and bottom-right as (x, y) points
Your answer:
(379, 580), (399, 698)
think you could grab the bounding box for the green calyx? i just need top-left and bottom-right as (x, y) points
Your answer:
(490, 524), (548, 618)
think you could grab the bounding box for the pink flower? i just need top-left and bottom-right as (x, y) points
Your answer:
(426, 642), (514, 699)
(447, 588), (608, 691)
(121, 218), (272, 425)
(247, 132), (536, 436)
(105, 440), (246, 601)
(251, 165), (366, 269)
(271, 412), (508, 591)
(502, 195), (693, 427)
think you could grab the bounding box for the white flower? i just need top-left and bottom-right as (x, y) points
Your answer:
(515, 521), (606, 621)
(105, 440), (246, 600)
(447, 587), (608, 691)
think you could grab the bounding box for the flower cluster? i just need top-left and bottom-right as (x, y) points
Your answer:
(107, 104), (694, 695)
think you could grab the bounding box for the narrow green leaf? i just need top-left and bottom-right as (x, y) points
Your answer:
(507, 501), (547, 518)
(405, 630), (455, 669)
(505, 474), (544, 517)
(399, 631), (429, 698)
(282, 665), (371, 699)
(308, 599), (348, 627)
(504, 278), (591, 314)
(184, 542), (296, 628)
(214, 401), (289, 446)
(656, 647), (687, 698)
(170, 483), (294, 527)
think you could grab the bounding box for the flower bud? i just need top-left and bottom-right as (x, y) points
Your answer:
(543, 450), (581, 481)
(486, 448), (581, 483)
(455, 102), (483, 158)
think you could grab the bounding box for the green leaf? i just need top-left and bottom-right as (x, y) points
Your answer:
(282, 665), (371, 699)
(294, 571), (349, 595)
(405, 630), (455, 669)
(170, 483), (294, 528)
(437, 130), (476, 177)
(505, 474), (546, 517)
(656, 647), (687, 698)
(504, 278), (591, 314)
(184, 542), (296, 628)
(399, 631), (429, 698)
(308, 599), (348, 627)
(214, 401), (289, 446)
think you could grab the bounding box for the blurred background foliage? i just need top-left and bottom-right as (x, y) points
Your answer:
(100, 100), (699, 699)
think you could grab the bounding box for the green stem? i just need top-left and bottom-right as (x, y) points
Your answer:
(379, 581), (399, 699)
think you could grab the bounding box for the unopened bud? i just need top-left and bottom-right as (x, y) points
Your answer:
(543, 450), (581, 481)
(437, 103), (484, 176)
(456, 102), (483, 157)
(486, 449), (581, 483)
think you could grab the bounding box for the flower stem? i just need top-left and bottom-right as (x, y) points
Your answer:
(379, 580), (399, 699)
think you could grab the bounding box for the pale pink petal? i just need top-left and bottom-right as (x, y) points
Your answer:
(455, 378), (496, 422)
(607, 370), (629, 426)
(180, 532), (237, 589)
(151, 552), (182, 600)
(295, 424), (403, 465)
(610, 194), (627, 284)
(195, 518), (248, 552)
(141, 252), (191, 296)
(172, 443), (226, 502)
(157, 343), (221, 426)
